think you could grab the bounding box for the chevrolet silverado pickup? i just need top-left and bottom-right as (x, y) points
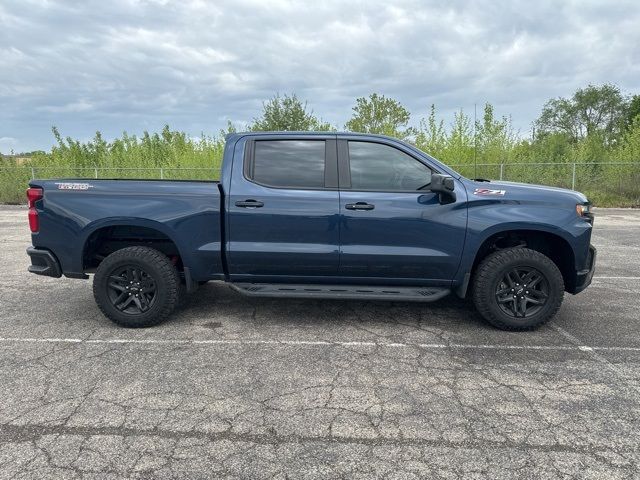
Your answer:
(26, 132), (596, 330)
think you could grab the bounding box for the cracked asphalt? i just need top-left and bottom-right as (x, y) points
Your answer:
(0, 205), (639, 479)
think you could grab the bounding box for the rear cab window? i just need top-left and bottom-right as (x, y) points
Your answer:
(249, 140), (327, 189)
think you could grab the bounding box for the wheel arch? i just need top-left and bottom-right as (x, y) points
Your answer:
(460, 226), (577, 297)
(80, 219), (188, 273)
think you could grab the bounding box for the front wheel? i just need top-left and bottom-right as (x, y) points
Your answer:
(472, 248), (564, 331)
(93, 246), (180, 328)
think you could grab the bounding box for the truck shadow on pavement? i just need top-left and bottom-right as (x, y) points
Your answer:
(174, 282), (488, 331)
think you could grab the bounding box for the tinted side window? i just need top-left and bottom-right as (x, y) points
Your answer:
(348, 141), (431, 191)
(252, 140), (325, 188)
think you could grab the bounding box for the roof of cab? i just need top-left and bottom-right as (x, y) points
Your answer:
(225, 131), (400, 141)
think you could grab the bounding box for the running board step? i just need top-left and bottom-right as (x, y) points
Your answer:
(231, 283), (450, 302)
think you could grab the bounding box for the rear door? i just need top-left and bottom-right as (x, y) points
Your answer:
(337, 138), (467, 283)
(227, 135), (340, 280)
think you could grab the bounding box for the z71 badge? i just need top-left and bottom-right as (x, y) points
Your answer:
(473, 188), (506, 196)
(55, 182), (93, 190)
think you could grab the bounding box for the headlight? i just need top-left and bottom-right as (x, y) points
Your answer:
(576, 204), (590, 216)
(576, 203), (593, 223)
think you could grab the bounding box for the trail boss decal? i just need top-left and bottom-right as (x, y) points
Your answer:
(55, 182), (93, 190)
(473, 188), (506, 196)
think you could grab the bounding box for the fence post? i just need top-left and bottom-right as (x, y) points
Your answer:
(571, 163), (576, 190)
(160, 168), (164, 179)
(499, 163), (504, 181)
(31, 167), (35, 179)
(94, 168), (98, 179)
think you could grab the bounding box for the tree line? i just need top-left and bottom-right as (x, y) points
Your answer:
(244, 85), (640, 167)
(0, 84), (638, 206)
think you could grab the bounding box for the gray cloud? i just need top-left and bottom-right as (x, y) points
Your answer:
(1, 0), (639, 153)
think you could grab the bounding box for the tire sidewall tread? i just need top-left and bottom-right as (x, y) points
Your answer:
(93, 246), (179, 328)
(472, 247), (565, 331)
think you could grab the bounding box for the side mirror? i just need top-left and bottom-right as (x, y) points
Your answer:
(430, 174), (456, 203)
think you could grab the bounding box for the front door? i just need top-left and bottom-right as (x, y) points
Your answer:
(227, 136), (340, 281)
(338, 139), (467, 283)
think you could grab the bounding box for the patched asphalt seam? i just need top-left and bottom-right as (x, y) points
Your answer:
(0, 423), (634, 456)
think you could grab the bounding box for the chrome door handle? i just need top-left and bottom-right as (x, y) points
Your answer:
(235, 199), (264, 208)
(345, 202), (375, 211)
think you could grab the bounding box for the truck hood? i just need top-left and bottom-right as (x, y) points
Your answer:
(465, 179), (589, 204)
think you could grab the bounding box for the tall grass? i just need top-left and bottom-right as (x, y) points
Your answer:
(0, 126), (226, 204)
(39, 126), (226, 174)
(1, 115), (639, 206)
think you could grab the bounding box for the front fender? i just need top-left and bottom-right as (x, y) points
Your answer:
(454, 199), (592, 291)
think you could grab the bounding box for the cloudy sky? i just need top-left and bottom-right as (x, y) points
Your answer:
(1, 0), (639, 153)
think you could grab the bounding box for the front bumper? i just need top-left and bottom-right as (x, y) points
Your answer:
(574, 244), (596, 294)
(27, 247), (62, 278)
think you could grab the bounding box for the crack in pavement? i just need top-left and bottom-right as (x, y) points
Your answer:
(0, 422), (636, 457)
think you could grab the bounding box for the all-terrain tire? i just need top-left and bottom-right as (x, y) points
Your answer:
(472, 248), (564, 331)
(93, 246), (180, 328)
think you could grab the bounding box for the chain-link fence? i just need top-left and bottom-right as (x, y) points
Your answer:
(448, 162), (640, 206)
(450, 161), (635, 189)
(1, 162), (639, 206)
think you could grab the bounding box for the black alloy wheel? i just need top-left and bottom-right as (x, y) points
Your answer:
(495, 267), (549, 318)
(106, 265), (157, 314)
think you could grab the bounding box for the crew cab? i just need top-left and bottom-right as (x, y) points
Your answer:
(26, 132), (596, 330)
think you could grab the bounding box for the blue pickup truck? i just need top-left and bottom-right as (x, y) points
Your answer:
(26, 132), (596, 330)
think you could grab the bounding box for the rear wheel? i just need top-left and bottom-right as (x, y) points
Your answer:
(472, 248), (564, 331)
(93, 246), (179, 328)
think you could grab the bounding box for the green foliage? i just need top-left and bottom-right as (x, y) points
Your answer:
(415, 104), (515, 166)
(518, 132), (573, 163)
(345, 93), (413, 139)
(616, 116), (640, 161)
(250, 94), (333, 132)
(0, 125), (226, 200)
(625, 95), (640, 130)
(37, 125), (225, 173)
(415, 105), (446, 154)
(474, 104), (516, 163)
(535, 84), (627, 143)
(412, 101), (638, 206)
(1, 85), (638, 206)
(441, 108), (475, 165)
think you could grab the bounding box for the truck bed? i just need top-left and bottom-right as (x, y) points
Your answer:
(29, 178), (224, 281)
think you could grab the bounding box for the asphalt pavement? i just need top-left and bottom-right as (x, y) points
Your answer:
(0, 205), (639, 479)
